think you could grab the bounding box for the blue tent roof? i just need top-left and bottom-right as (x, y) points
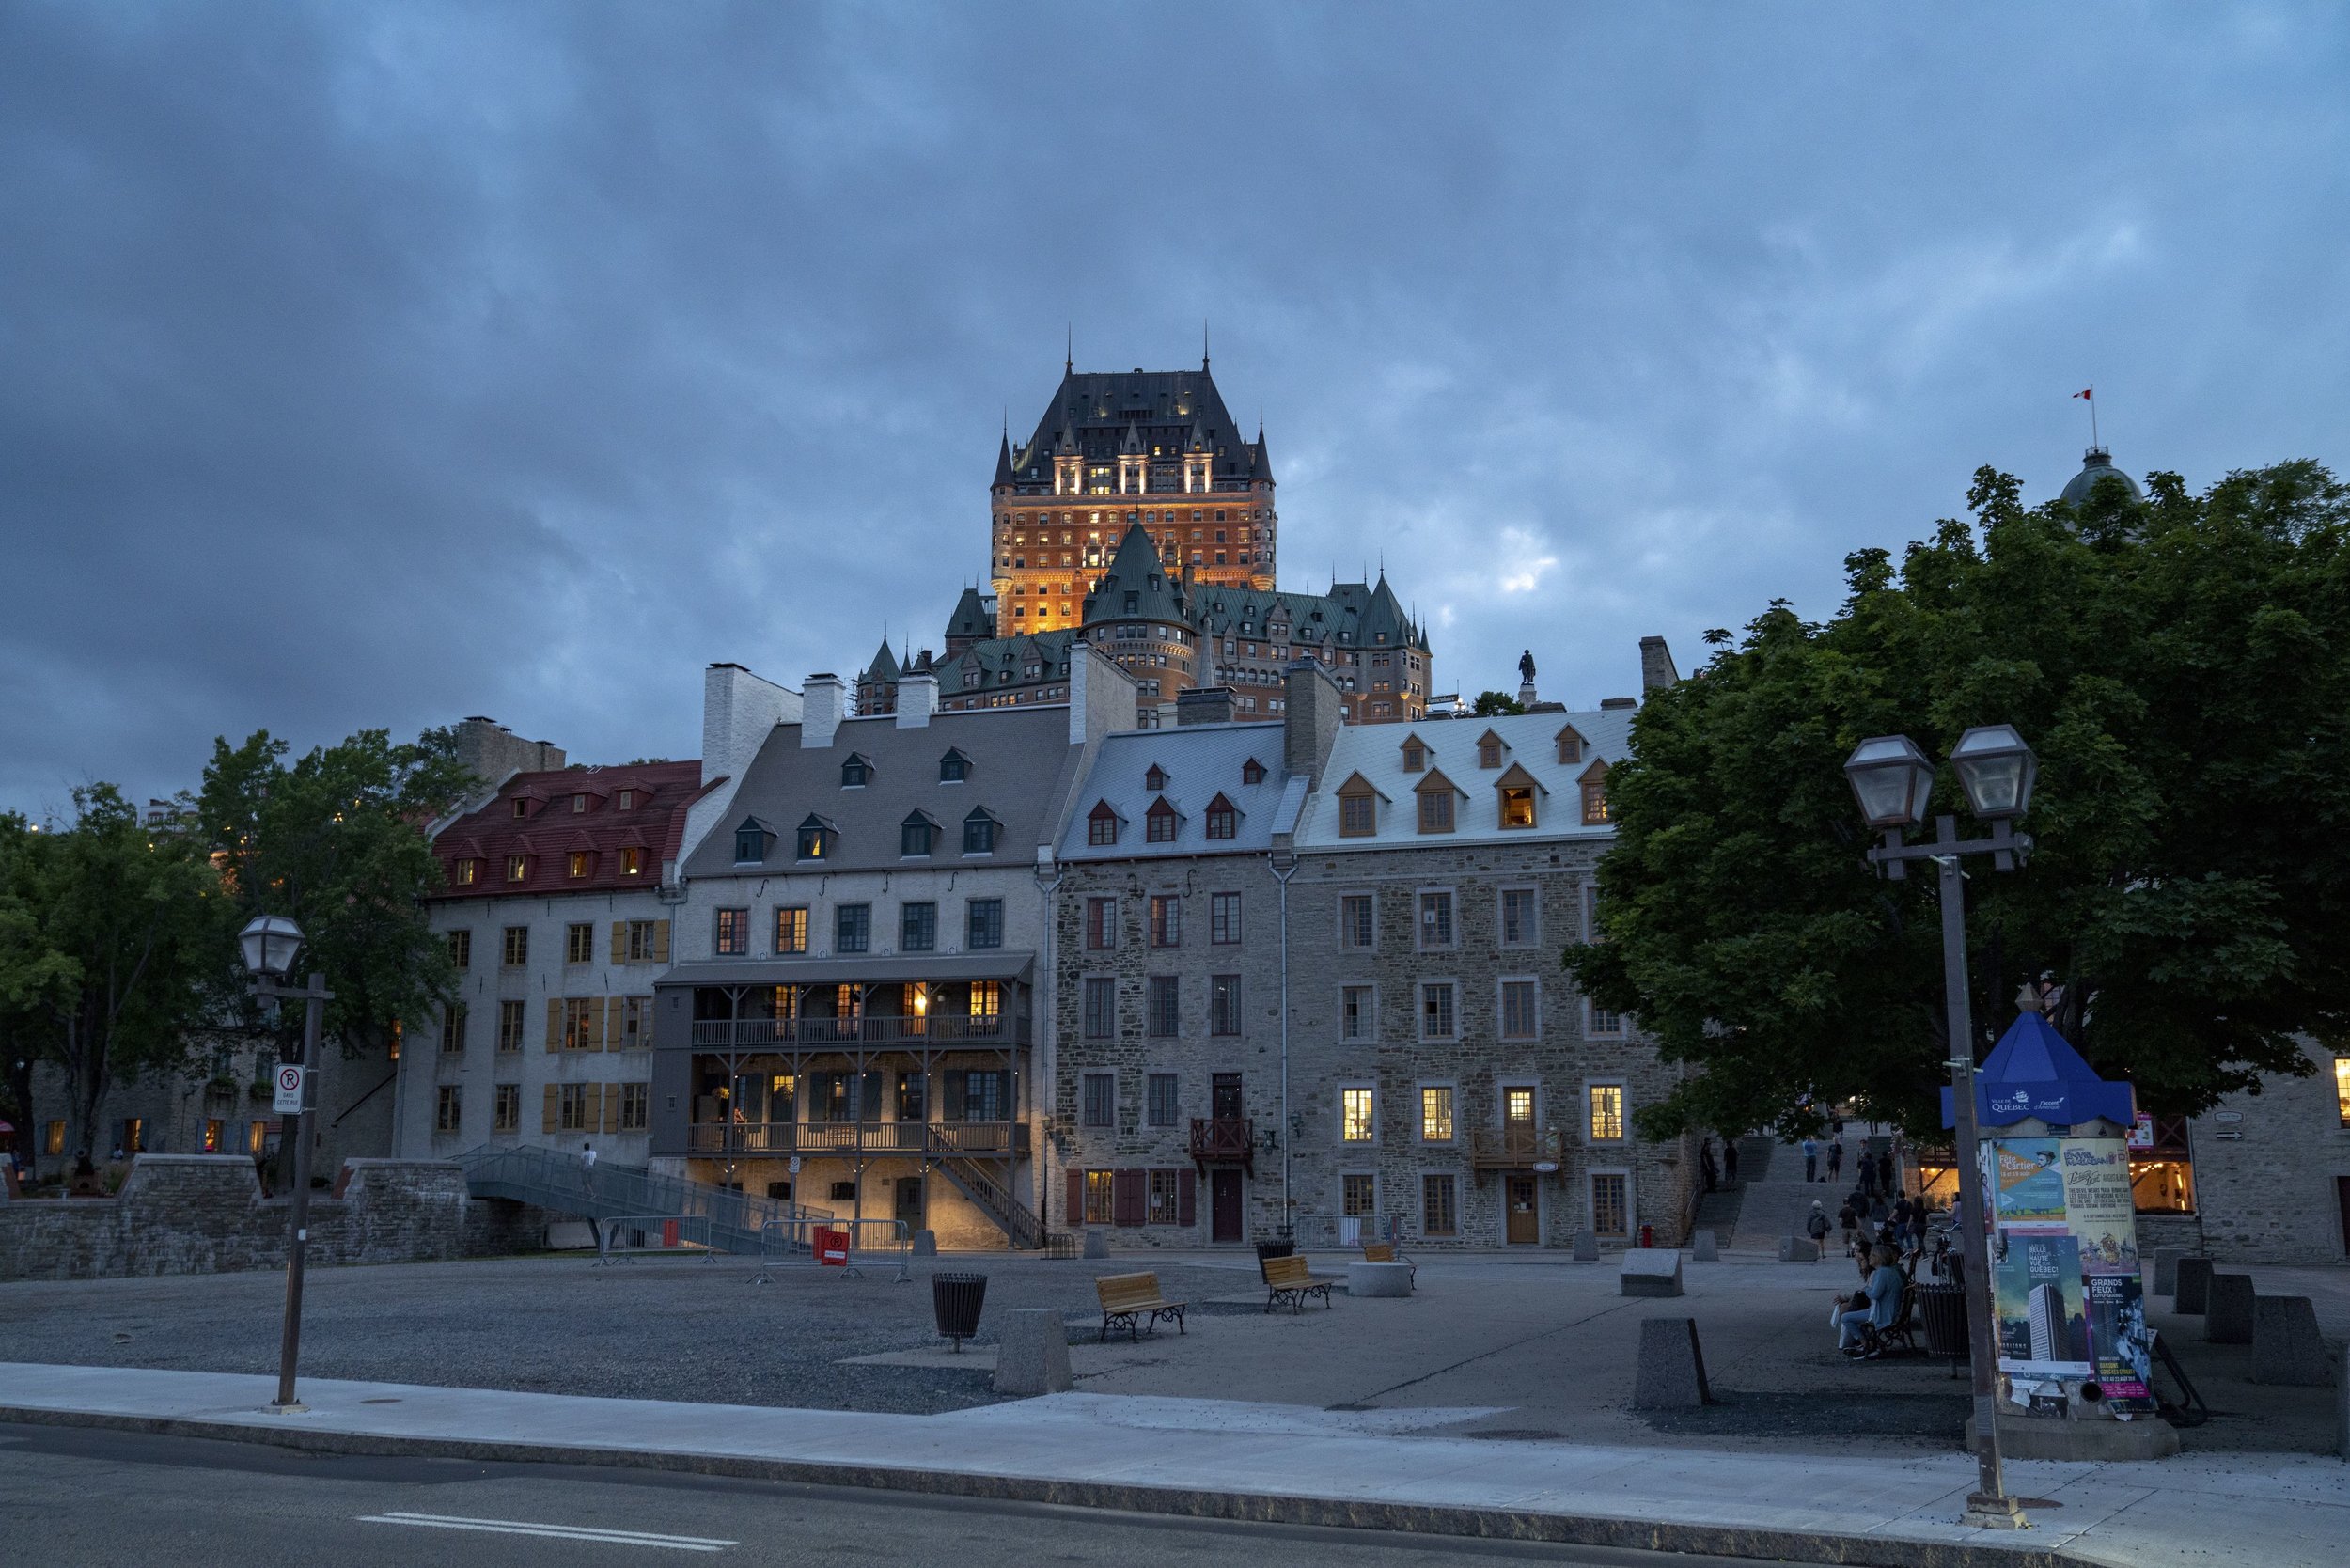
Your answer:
(1940, 1011), (2137, 1129)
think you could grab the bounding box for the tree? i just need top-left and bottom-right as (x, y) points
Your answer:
(1567, 461), (2350, 1138)
(1472, 691), (1527, 716)
(0, 791), (221, 1168)
(190, 729), (476, 1086)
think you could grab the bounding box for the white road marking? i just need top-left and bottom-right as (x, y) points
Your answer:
(357, 1512), (735, 1551)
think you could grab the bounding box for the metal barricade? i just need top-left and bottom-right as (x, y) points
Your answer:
(593, 1214), (716, 1266)
(747, 1215), (913, 1284)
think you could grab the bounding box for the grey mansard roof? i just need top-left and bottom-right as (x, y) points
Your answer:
(1007, 366), (1261, 488)
(1056, 720), (1300, 861)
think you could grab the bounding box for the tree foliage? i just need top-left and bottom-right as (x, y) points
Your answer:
(1472, 691), (1527, 716)
(1567, 461), (2350, 1138)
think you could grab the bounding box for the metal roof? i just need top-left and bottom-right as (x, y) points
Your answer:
(1057, 720), (1293, 860)
(1292, 706), (1634, 849)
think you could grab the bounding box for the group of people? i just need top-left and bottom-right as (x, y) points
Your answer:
(1798, 1132), (1896, 1197)
(1696, 1136), (1739, 1193)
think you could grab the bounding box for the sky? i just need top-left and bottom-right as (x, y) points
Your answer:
(6, 3), (2347, 817)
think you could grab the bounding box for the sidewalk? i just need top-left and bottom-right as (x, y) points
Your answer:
(3, 1362), (2342, 1568)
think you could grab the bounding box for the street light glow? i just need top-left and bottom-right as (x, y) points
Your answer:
(238, 913), (304, 978)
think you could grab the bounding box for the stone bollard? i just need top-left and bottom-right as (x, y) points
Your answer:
(1572, 1229), (1599, 1262)
(1778, 1235), (1819, 1262)
(2252, 1295), (2332, 1386)
(2151, 1246), (2183, 1295)
(992, 1308), (1073, 1397)
(1082, 1229), (1110, 1260)
(1621, 1249), (1684, 1297)
(1691, 1230), (1718, 1262)
(2174, 1256), (2214, 1314)
(1632, 1317), (1712, 1409)
(1347, 1261), (1413, 1298)
(910, 1229), (939, 1257)
(2205, 1273), (2255, 1344)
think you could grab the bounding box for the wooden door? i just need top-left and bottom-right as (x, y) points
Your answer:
(1212, 1074), (1245, 1120)
(1502, 1085), (1537, 1162)
(1505, 1174), (1539, 1245)
(1211, 1169), (1245, 1243)
(894, 1175), (924, 1234)
(2338, 1176), (2350, 1257)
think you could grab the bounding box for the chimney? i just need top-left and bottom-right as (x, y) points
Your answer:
(1639, 635), (1680, 692)
(701, 664), (799, 785)
(1282, 663), (1343, 783)
(1176, 686), (1236, 727)
(895, 673), (939, 728)
(1067, 641), (1138, 745)
(1600, 697), (1637, 712)
(801, 673), (847, 748)
(451, 715), (567, 789)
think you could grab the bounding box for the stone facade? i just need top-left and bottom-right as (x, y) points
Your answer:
(2137, 1041), (2350, 1264)
(0, 1154), (543, 1281)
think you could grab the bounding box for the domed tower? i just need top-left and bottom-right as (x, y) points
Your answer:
(1080, 522), (1199, 716)
(2060, 447), (2144, 509)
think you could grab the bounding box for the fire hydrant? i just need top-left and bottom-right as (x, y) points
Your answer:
(1638, 1223), (1655, 1248)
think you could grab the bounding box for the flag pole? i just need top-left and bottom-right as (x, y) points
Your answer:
(2089, 384), (2098, 449)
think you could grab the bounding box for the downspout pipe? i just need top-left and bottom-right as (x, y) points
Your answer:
(1271, 847), (1297, 1237)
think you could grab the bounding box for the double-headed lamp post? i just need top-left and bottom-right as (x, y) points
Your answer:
(1843, 724), (2037, 1533)
(239, 914), (333, 1414)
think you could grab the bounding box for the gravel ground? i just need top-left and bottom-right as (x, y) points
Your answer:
(0, 1253), (1253, 1415)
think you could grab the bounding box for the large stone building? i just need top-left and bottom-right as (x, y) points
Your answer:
(646, 647), (1137, 1248)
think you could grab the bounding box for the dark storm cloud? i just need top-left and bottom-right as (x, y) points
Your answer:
(6, 2), (2346, 813)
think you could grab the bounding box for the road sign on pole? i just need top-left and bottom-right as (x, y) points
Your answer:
(273, 1064), (307, 1114)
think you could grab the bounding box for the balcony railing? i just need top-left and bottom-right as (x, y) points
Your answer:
(1470, 1125), (1559, 1168)
(685, 1121), (1030, 1158)
(688, 1014), (1027, 1049)
(1186, 1116), (1255, 1175)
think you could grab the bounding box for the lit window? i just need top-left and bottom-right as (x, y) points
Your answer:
(568, 850), (591, 878)
(1588, 1085), (1624, 1141)
(1499, 786), (1535, 828)
(1341, 1087), (1375, 1142)
(1420, 1086), (1453, 1141)
(453, 858), (478, 886)
(506, 855), (528, 883)
(1149, 895), (1181, 948)
(796, 818), (828, 859)
(775, 906), (807, 954)
(2337, 1058), (2350, 1128)
(714, 908), (749, 956)
(619, 846), (644, 876)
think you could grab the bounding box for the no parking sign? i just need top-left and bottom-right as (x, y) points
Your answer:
(272, 1064), (306, 1114)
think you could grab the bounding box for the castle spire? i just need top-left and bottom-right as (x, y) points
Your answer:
(1202, 318), (1210, 374)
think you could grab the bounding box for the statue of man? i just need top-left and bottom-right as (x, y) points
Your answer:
(1518, 649), (1536, 686)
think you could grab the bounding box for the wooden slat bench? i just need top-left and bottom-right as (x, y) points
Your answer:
(1361, 1240), (1418, 1283)
(1263, 1253), (1339, 1314)
(1095, 1271), (1187, 1342)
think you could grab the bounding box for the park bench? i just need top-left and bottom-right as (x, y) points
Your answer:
(1361, 1239), (1418, 1284)
(1858, 1285), (1920, 1357)
(1095, 1271), (1187, 1342)
(1263, 1253), (1339, 1313)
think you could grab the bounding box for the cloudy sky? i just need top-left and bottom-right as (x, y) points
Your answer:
(6, 3), (2345, 816)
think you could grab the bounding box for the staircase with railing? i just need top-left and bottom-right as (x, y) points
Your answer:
(928, 1153), (1045, 1250)
(461, 1144), (825, 1257)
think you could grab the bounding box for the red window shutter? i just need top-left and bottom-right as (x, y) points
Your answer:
(1066, 1169), (1085, 1227)
(1177, 1168), (1197, 1228)
(1113, 1168), (1146, 1228)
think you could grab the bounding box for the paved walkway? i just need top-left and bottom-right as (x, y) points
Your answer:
(1, 1362), (2342, 1568)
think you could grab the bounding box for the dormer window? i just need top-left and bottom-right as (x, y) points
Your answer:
(901, 812), (936, 857)
(1204, 793), (1239, 841)
(1476, 730), (1506, 769)
(1401, 737), (1427, 773)
(1415, 771), (1461, 835)
(616, 788), (635, 810)
(963, 808), (997, 855)
(506, 855), (530, 882)
(1145, 764), (1167, 792)
(1088, 800), (1122, 847)
(510, 797), (528, 819)
(733, 823), (766, 864)
(1241, 758), (1265, 786)
(1500, 787), (1535, 828)
(796, 815), (833, 860)
(939, 749), (968, 783)
(452, 857), (478, 886)
(841, 756), (870, 788)
(1579, 760), (1611, 825)
(572, 793), (588, 813)
(568, 850), (592, 878)
(1556, 726), (1586, 766)
(1146, 796), (1181, 844)
(619, 847), (644, 877)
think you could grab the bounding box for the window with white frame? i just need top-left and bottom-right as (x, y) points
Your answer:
(1419, 1085), (1454, 1142)
(1419, 981), (1456, 1041)
(1340, 1086), (1376, 1142)
(1417, 889), (1454, 949)
(1587, 1083), (1625, 1141)
(1340, 892), (1374, 949)
(1587, 999), (1624, 1037)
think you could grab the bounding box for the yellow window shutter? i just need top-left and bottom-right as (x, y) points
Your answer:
(540, 1084), (558, 1133)
(584, 1084), (603, 1132)
(545, 998), (563, 1053)
(602, 1084), (620, 1134)
(605, 996), (623, 1050)
(609, 921), (626, 964)
(652, 919), (670, 963)
(587, 997), (606, 1051)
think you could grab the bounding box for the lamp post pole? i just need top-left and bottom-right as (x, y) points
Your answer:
(258, 969), (331, 1412)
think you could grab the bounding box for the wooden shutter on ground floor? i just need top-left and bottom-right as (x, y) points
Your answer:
(1112, 1168), (1146, 1228)
(609, 921), (627, 964)
(1066, 1169), (1084, 1227)
(545, 998), (562, 1053)
(1177, 1168), (1197, 1228)
(601, 1082), (620, 1134)
(651, 919), (670, 962)
(541, 1084), (558, 1133)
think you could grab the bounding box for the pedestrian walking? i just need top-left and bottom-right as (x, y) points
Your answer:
(1877, 1150), (1894, 1194)
(580, 1141), (602, 1252)
(1724, 1140), (1740, 1187)
(1856, 1152), (1877, 1199)
(1837, 1198), (1861, 1257)
(1802, 1137), (1820, 1183)
(1700, 1139), (1719, 1194)
(1827, 1136), (1844, 1180)
(1805, 1200), (1830, 1260)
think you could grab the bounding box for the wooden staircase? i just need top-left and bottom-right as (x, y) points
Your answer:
(930, 1153), (1045, 1249)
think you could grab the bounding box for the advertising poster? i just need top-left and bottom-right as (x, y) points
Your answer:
(2060, 1138), (2139, 1277)
(2085, 1272), (2155, 1409)
(1993, 1231), (2092, 1376)
(1990, 1138), (2066, 1224)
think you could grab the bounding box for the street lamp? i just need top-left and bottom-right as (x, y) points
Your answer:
(1843, 729), (2036, 1532)
(238, 914), (333, 1414)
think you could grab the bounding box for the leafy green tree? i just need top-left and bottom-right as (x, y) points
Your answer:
(1568, 461), (2350, 1138)
(1472, 691), (1527, 716)
(0, 791), (222, 1168)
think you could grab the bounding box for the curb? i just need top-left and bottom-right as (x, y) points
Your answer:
(0, 1403), (2091, 1568)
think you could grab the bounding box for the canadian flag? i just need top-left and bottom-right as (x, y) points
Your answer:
(2073, 388), (2093, 400)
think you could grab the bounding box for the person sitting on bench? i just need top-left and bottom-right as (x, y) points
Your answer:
(1839, 1245), (1905, 1357)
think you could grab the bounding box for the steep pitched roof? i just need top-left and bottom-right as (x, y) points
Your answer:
(430, 760), (708, 900)
(1081, 522), (1189, 627)
(1010, 366), (1255, 485)
(864, 638), (901, 682)
(1296, 706), (1635, 849)
(945, 587), (995, 644)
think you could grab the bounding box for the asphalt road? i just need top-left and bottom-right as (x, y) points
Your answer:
(0, 1421), (1820, 1567)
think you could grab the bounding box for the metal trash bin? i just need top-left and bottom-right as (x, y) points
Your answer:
(1918, 1282), (1968, 1359)
(932, 1271), (988, 1351)
(1254, 1238), (1296, 1284)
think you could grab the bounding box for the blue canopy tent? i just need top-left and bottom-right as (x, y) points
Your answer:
(1941, 1011), (2137, 1129)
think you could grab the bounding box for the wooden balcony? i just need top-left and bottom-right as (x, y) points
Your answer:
(685, 1120), (1030, 1159)
(1470, 1126), (1559, 1169)
(688, 1014), (1027, 1050)
(1186, 1116), (1254, 1176)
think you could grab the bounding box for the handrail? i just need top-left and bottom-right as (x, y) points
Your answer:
(458, 1144), (826, 1256)
(687, 1016), (1029, 1048)
(685, 1121), (1030, 1157)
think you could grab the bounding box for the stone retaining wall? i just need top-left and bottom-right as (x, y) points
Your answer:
(0, 1154), (544, 1281)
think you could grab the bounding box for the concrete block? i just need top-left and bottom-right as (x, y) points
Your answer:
(1778, 1235), (1819, 1262)
(1690, 1230), (1718, 1262)
(1081, 1229), (1109, 1260)
(1631, 1317), (1711, 1409)
(2174, 1255), (2213, 1314)
(910, 1229), (938, 1257)
(2340, 1348), (2350, 1461)
(1621, 1248), (1684, 1297)
(1571, 1229), (1598, 1262)
(2151, 1246), (2183, 1295)
(2205, 1273), (2255, 1344)
(1346, 1261), (1413, 1298)
(1966, 1412), (2179, 1461)
(991, 1308), (1073, 1397)
(2252, 1295), (2332, 1386)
